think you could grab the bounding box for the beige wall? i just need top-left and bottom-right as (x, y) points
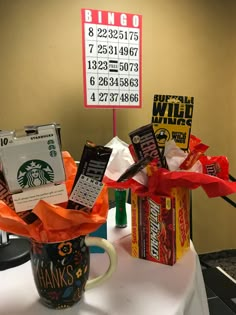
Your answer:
(0, 0), (235, 253)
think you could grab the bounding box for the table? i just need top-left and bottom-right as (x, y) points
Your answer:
(0, 205), (209, 315)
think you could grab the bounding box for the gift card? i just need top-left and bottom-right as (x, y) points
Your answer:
(0, 124), (65, 194)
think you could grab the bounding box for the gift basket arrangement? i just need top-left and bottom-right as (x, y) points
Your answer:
(0, 94), (236, 307)
(103, 94), (236, 265)
(0, 124), (111, 242)
(104, 126), (236, 265)
(0, 123), (117, 309)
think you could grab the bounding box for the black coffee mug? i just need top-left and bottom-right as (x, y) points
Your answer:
(30, 235), (117, 309)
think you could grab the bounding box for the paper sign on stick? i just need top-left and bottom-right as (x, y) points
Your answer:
(81, 8), (142, 108)
(152, 94), (194, 150)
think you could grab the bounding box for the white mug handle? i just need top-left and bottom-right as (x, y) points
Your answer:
(84, 236), (117, 290)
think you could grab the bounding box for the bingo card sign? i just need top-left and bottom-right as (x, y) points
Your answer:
(81, 9), (142, 108)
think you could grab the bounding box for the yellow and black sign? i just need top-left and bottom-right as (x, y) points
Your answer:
(152, 94), (194, 150)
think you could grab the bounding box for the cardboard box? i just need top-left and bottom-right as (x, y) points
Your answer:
(172, 187), (190, 261)
(131, 187), (190, 265)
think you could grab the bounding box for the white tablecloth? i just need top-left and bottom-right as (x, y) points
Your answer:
(0, 205), (209, 315)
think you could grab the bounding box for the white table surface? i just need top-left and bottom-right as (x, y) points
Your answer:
(0, 205), (209, 315)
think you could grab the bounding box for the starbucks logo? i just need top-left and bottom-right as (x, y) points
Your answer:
(17, 160), (54, 188)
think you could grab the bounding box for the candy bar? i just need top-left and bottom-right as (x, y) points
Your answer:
(200, 155), (229, 180)
(179, 143), (209, 170)
(129, 124), (165, 168)
(68, 143), (112, 210)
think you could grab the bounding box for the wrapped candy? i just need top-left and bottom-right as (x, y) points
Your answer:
(200, 155), (229, 180)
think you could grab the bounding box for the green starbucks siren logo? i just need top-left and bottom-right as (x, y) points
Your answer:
(17, 160), (54, 188)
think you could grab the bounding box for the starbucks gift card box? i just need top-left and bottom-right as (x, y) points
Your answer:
(0, 124), (67, 213)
